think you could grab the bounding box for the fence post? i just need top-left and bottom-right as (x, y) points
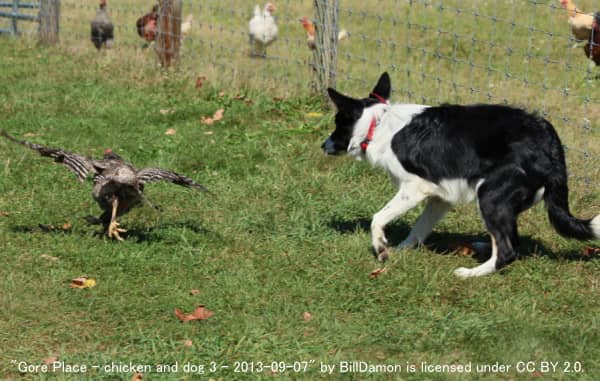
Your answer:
(155, 0), (182, 68)
(39, 0), (60, 45)
(11, 0), (18, 34)
(312, 0), (339, 95)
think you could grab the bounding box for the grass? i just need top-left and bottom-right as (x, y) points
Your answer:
(0, 0), (599, 379)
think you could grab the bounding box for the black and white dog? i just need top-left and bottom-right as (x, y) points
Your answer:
(322, 72), (599, 278)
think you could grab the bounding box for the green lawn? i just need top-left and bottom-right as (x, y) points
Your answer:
(0, 11), (599, 380)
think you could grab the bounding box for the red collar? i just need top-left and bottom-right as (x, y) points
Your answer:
(360, 92), (388, 153)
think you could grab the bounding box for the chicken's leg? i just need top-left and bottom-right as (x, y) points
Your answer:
(107, 196), (127, 241)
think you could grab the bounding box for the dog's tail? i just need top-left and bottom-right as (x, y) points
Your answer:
(544, 167), (600, 241)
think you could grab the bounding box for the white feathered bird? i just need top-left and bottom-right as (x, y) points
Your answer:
(248, 3), (278, 57)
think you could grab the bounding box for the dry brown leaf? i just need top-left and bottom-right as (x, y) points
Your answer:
(41, 254), (59, 262)
(200, 116), (214, 125)
(183, 339), (193, 347)
(190, 289), (200, 295)
(195, 75), (207, 89)
(62, 222), (72, 231)
(165, 128), (177, 136)
(244, 99), (255, 105)
(175, 305), (214, 322)
(302, 311), (313, 321)
(201, 109), (224, 125)
(69, 276), (96, 289)
(213, 108), (224, 121)
(43, 356), (58, 366)
(369, 267), (386, 278)
(131, 373), (143, 381)
(272, 96), (284, 102)
(0, 211), (10, 217)
(452, 243), (475, 257)
(218, 91), (225, 98)
(583, 246), (600, 256)
(233, 94), (245, 100)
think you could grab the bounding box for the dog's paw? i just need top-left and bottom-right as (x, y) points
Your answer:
(376, 248), (391, 262)
(371, 236), (388, 258)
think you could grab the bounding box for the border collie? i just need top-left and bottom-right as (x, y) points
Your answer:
(322, 72), (599, 278)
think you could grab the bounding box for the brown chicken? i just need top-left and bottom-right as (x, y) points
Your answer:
(299, 16), (348, 50)
(583, 12), (600, 65)
(136, 4), (159, 43)
(1, 130), (209, 241)
(560, 0), (594, 41)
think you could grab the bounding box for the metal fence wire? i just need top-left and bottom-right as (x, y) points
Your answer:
(2, 0), (599, 182)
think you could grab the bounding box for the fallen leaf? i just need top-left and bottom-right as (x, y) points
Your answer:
(212, 108), (224, 121)
(190, 289), (200, 295)
(273, 96), (284, 102)
(306, 112), (323, 118)
(23, 132), (40, 138)
(175, 305), (214, 322)
(160, 108), (175, 115)
(38, 223), (73, 233)
(218, 91), (225, 98)
(200, 116), (214, 125)
(369, 267), (386, 278)
(165, 128), (177, 136)
(302, 311), (313, 321)
(40, 254), (59, 262)
(183, 339), (193, 347)
(0, 211), (10, 217)
(452, 243), (475, 257)
(131, 373), (143, 381)
(200, 109), (224, 125)
(43, 356), (58, 365)
(583, 246), (600, 256)
(532, 371), (543, 378)
(195, 75), (207, 89)
(233, 94), (245, 100)
(69, 276), (96, 289)
(244, 99), (254, 105)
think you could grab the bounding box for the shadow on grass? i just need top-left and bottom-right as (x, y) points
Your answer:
(328, 217), (598, 263)
(9, 219), (214, 243)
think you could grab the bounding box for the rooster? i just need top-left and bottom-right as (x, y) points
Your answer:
(583, 13), (600, 66)
(136, 4), (159, 43)
(1, 130), (209, 241)
(299, 16), (348, 50)
(248, 3), (278, 58)
(560, 0), (594, 41)
(91, 0), (114, 50)
(136, 6), (193, 45)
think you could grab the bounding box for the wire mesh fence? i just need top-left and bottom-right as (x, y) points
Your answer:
(3, 0), (599, 183)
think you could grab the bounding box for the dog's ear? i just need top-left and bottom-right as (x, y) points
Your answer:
(327, 88), (363, 115)
(370, 72), (391, 101)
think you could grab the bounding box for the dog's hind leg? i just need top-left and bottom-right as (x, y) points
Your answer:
(454, 168), (534, 278)
(398, 197), (452, 248)
(371, 182), (427, 261)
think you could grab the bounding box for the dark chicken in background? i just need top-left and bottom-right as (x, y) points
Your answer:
(91, 0), (114, 49)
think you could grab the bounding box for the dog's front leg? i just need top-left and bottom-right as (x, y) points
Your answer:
(371, 183), (426, 261)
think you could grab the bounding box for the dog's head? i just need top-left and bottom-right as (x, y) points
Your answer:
(321, 72), (391, 155)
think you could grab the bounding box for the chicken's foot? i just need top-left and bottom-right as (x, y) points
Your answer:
(108, 196), (127, 241)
